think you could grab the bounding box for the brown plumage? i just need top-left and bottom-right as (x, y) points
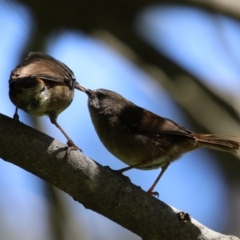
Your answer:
(86, 88), (240, 195)
(9, 52), (86, 151)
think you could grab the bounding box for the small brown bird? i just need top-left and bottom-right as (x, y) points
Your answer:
(9, 52), (86, 151)
(86, 88), (240, 195)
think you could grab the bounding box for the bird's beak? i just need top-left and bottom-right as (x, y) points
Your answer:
(74, 83), (87, 92)
(78, 85), (87, 92)
(85, 89), (93, 97)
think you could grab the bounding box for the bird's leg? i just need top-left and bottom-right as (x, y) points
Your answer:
(116, 161), (169, 196)
(115, 161), (155, 184)
(107, 161), (149, 183)
(50, 116), (82, 152)
(13, 106), (19, 122)
(117, 161), (149, 174)
(147, 163), (169, 197)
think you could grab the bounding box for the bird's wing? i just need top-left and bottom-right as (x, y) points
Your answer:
(119, 104), (194, 138)
(9, 52), (76, 87)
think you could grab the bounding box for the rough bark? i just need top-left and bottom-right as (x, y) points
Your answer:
(0, 113), (239, 240)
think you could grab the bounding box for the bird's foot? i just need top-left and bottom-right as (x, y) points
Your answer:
(147, 189), (159, 198)
(66, 140), (82, 152)
(104, 166), (131, 183)
(13, 113), (19, 122)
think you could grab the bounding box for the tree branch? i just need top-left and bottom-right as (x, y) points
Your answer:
(0, 113), (238, 240)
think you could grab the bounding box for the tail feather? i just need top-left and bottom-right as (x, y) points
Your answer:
(194, 134), (240, 154)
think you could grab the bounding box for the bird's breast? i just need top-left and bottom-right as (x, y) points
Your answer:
(90, 114), (187, 170)
(9, 79), (74, 117)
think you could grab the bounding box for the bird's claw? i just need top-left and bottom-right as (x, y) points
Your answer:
(147, 190), (159, 198)
(13, 113), (19, 122)
(66, 140), (82, 152)
(112, 169), (131, 183)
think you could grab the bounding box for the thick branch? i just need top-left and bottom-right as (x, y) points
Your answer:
(0, 113), (238, 240)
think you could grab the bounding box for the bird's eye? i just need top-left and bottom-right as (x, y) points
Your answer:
(97, 92), (106, 100)
(40, 86), (46, 92)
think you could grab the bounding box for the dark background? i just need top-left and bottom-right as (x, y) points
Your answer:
(1, 0), (240, 239)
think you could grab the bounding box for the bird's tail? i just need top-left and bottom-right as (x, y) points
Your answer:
(194, 134), (240, 154)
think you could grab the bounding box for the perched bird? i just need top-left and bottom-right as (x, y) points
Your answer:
(9, 52), (86, 151)
(85, 88), (240, 195)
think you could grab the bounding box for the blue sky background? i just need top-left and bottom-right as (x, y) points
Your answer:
(1, 2), (240, 239)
